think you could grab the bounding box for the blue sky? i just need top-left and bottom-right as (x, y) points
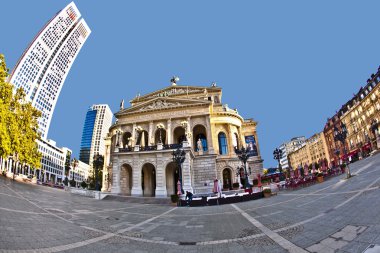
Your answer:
(2, 1), (380, 167)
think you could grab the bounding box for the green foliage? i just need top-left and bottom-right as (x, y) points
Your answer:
(81, 181), (87, 189)
(89, 181), (95, 190)
(69, 178), (76, 187)
(170, 194), (179, 203)
(0, 54), (41, 170)
(91, 154), (104, 190)
(0, 54), (13, 158)
(63, 177), (69, 186)
(263, 188), (272, 194)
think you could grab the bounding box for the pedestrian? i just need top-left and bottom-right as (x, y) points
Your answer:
(185, 191), (193, 206)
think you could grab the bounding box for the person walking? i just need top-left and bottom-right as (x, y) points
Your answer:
(185, 191), (193, 206)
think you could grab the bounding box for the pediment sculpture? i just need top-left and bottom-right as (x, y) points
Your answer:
(138, 100), (181, 111)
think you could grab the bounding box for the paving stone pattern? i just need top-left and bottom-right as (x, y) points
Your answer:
(0, 154), (380, 252)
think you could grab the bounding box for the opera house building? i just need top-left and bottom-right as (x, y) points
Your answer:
(102, 79), (263, 197)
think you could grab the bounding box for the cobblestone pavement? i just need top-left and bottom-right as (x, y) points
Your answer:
(1, 154), (380, 253)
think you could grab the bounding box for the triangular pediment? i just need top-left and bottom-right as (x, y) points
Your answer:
(129, 85), (221, 104)
(116, 97), (211, 116)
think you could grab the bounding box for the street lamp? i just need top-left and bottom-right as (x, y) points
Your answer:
(172, 147), (186, 195)
(370, 119), (378, 149)
(273, 148), (283, 172)
(334, 123), (351, 179)
(234, 146), (253, 189)
(93, 154), (104, 191)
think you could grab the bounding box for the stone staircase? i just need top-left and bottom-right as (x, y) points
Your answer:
(103, 194), (172, 205)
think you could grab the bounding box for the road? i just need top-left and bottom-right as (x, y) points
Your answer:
(1, 154), (380, 253)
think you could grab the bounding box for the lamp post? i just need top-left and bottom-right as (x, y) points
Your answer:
(172, 147), (186, 195)
(93, 154), (104, 191)
(234, 146), (252, 189)
(334, 123), (351, 179)
(370, 119), (378, 150)
(273, 148), (283, 173)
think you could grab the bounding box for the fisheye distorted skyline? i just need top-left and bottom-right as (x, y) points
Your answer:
(2, 1), (380, 167)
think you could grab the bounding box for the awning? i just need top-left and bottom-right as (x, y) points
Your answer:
(341, 149), (356, 159)
(347, 149), (359, 157)
(361, 142), (372, 150)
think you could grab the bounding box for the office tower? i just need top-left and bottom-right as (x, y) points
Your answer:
(8, 2), (91, 139)
(79, 105), (113, 166)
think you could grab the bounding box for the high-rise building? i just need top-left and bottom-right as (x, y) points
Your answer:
(79, 105), (113, 166)
(8, 2), (91, 139)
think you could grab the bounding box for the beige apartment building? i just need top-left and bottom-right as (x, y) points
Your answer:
(339, 81), (380, 161)
(288, 132), (330, 169)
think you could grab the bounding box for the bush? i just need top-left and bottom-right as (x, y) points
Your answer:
(69, 179), (76, 187)
(63, 177), (68, 186)
(316, 172), (324, 177)
(171, 194), (179, 203)
(263, 188), (271, 194)
(232, 182), (240, 189)
(81, 181), (87, 189)
(89, 181), (95, 190)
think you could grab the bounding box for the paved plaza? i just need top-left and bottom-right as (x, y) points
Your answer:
(1, 155), (380, 253)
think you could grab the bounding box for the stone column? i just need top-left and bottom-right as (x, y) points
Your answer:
(131, 154), (143, 196)
(149, 121), (154, 145)
(228, 124), (235, 155)
(182, 150), (194, 193)
(254, 133), (261, 156)
(187, 117), (192, 147)
(110, 157), (121, 194)
(131, 123), (137, 146)
(101, 140), (111, 192)
(167, 119), (172, 144)
(205, 115), (215, 154)
(237, 126), (245, 148)
(155, 153), (167, 197)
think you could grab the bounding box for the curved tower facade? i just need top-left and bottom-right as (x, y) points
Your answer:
(8, 2), (91, 139)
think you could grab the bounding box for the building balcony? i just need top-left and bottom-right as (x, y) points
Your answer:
(116, 143), (186, 153)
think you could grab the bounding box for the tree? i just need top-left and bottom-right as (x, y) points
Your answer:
(92, 154), (104, 191)
(0, 54), (13, 160)
(0, 54), (41, 177)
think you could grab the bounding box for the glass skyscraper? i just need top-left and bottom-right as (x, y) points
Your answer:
(79, 110), (97, 164)
(79, 105), (113, 166)
(8, 2), (91, 139)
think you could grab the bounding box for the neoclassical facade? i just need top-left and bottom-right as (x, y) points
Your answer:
(101, 81), (263, 197)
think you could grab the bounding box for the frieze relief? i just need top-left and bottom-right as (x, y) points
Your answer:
(191, 117), (207, 129)
(145, 87), (205, 100)
(118, 109), (209, 124)
(138, 100), (182, 112)
(121, 125), (133, 133)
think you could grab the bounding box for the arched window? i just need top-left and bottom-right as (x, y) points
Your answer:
(218, 132), (228, 155)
